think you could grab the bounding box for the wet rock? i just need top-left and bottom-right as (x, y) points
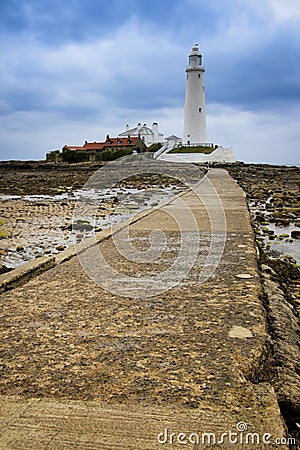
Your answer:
(62, 223), (72, 231)
(56, 245), (65, 251)
(255, 212), (266, 223)
(275, 219), (291, 226)
(73, 220), (93, 231)
(265, 203), (274, 211)
(279, 234), (289, 240)
(291, 230), (300, 239)
(0, 264), (13, 275)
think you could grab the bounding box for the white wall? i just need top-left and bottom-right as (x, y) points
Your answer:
(157, 146), (235, 163)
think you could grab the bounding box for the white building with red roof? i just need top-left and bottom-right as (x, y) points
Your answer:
(118, 122), (164, 146)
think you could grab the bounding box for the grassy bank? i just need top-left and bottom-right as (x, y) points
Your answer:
(169, 145), (214, 154)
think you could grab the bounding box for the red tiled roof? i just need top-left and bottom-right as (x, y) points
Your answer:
(66, 136), (141, 152)
(82, 142), (105, 151)
(104, 137), (139, 147)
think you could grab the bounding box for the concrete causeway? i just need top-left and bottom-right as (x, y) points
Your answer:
(0, 169), (289, 449)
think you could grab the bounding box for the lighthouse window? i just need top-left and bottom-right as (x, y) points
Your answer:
(198, 74), (201, 78)
(187, 74), (188, 79)
(199, 108), (202, 112)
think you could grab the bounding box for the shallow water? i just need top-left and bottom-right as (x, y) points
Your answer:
(1, 185), (182, 269)
(250, 201), (300, 264)
(263, 223), (300, 263)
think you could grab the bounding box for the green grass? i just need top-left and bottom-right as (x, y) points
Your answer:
(169, 146), (214, 154)
(147, 143), (163, 152)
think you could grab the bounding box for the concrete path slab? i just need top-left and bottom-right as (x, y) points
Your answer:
(0, 169), (289, 449)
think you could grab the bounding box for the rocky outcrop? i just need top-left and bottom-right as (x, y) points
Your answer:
(222, 163), (300, 445)
(260, 262), (300, 439)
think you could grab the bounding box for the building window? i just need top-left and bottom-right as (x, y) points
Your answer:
(187, 74), (188, 79)
(199, 108), (202, 112)
(198, 74), (201, 78)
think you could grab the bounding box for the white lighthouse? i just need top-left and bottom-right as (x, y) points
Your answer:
(183, 44), (206, 144)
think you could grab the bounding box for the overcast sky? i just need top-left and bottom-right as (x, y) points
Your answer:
(1, 0), (300, 164)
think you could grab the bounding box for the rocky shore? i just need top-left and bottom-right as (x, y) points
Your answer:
(223, 163), (300, 446)
(224, 163), (300, 306)
(0, 160), (102, 196)
(0, 161), (183, 271)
